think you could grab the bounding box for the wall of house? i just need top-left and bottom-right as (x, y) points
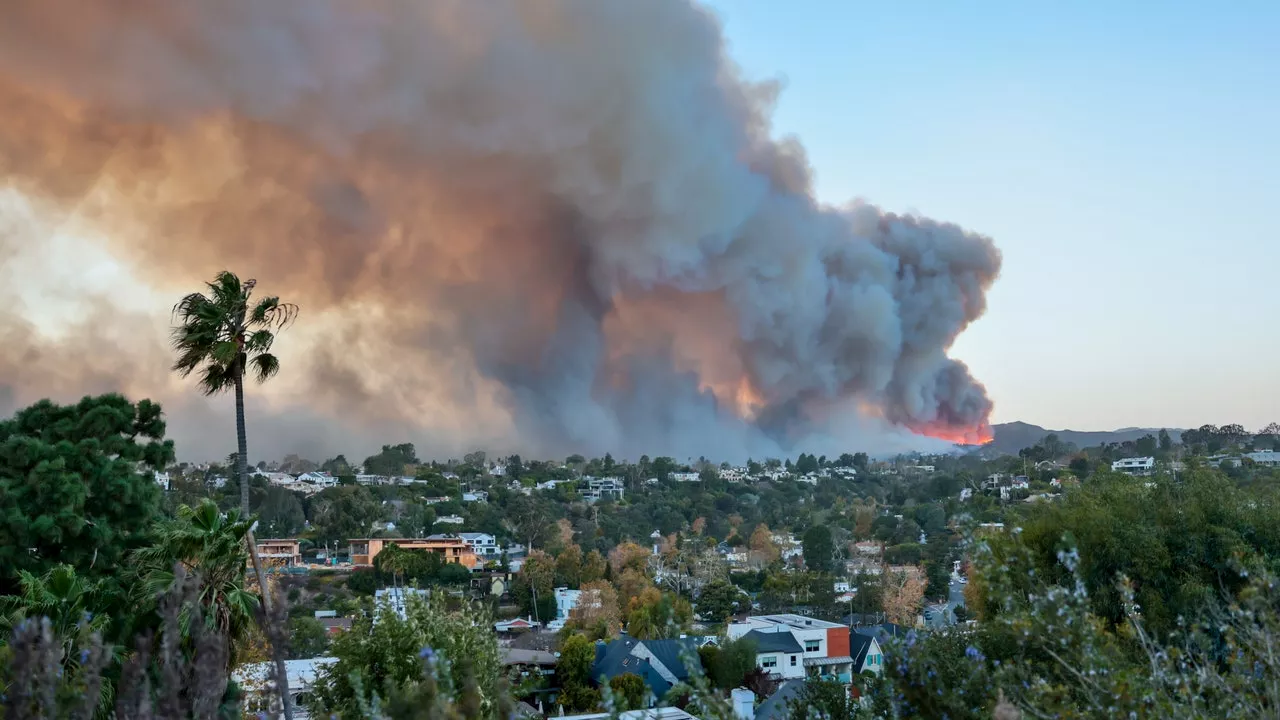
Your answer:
(756, 651), (805, 680)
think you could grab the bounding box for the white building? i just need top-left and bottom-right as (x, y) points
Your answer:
(462, 491), (489, 503)
(374, 587), (429, 619)
(670, 472), (701, 482)
(727, 614), (856, 682)
(489, 464), (507, 476)
(581, 476), (625, 502)
(298, 471), (338, 488)
(1112, 457), (1155, 476)
(436, 514), (465, 525)
(460, 532), (501, 558)
(554, 587), (581, 623)
(154, 471), (170, 491)
(959, 487), (973, 501)
(233, 657), (337, 720)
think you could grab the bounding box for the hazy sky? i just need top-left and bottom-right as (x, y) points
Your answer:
(704, 0), (1279, 431)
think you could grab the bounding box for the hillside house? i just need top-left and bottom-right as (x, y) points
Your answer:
(348, 537), (476, 568)
(728, 614), (855, 683)
(1111, 457), (1155, 476)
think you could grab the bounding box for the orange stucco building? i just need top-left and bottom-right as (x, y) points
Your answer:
(348, 537), (477, 568)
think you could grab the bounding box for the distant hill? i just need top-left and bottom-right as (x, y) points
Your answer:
(986, 422), (1183, 456)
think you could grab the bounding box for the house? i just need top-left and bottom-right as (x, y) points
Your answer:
(591, 636), (702, 706)
(581, 476), (625, 502)
(1111, 457), (1155, 476)
(904, 465), (935, 475)
(255, 539), (302, 567)
(494, 617), (542, 634)
(500, 647), (557, 680)
(554, 587), (581, 623)
(374, 587), (428, 618)
(1247, 451), (1280, 467)
(436, 514), (465, 525)
(298, 471), (338, 488)
(154, 471), (170, 491)
(670, 472), (701, 482)
(847, 632), (885, 675)
(462, 491), (489, 503)
(741, 629), (805, 679)
(460, 532), (501, 559)
(852, 541), (883, 557)
(254, 471), (299, 487)
(348, 537), (477, 568)
(233, 657), (336, 720)
(727, 614), (854, 683)
(313, 611), (353, 635)
(753, 679), (806, 720)
(959, 487), (973, 501)
(489, 464), (507, 476)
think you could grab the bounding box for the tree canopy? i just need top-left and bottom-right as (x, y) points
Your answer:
(0, 394), (172, 596)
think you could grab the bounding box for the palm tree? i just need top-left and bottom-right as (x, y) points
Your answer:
(0, 564), (113, 649)
(171, 271), (298, 517)
(132, 500), (259, 646)
(0, 564), (119, 712)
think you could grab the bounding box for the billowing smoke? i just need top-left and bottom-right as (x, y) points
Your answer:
(0, 0), (1000, 461)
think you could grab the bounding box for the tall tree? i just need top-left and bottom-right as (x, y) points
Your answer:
(132, 499), (258, 652)
(171, 271), (297, 516)
(802, 525), (836, 574)
(0, 394), (172, 596)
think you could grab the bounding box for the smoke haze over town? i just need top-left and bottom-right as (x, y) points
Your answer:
(0, 0), (1000, 462)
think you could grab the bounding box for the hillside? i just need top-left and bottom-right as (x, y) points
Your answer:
(986, 421), (1183, 455)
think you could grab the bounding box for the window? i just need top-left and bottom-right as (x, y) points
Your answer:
(804, 639), (821, 653)
(761, 656), (778, 669)
(790, 655), (797, 666)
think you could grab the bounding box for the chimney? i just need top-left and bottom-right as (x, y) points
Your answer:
(731, 687), (755, 720)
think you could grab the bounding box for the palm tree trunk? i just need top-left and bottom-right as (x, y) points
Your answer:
(236, 372), (249, 517)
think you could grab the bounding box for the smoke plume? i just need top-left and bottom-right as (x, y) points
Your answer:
(0, 0), (1000, 461)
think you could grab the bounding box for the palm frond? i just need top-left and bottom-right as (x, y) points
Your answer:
(249, 353), (281, 383)
(251, 297), (299, 330)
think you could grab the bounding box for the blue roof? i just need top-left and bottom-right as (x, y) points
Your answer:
(591, 636), (700, 701)
(754, 679), (804, 720)
(848, 631), (874, 668)
(743, 629), (802, 654)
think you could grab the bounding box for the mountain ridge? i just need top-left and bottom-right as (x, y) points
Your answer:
(986, 421), (1183, 455)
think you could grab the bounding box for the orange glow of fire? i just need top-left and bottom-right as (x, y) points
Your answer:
(912, 422), (994, 446)
(701, 375), (766, 421)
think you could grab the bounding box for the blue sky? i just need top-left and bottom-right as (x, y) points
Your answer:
(704, 0), (1279, 431)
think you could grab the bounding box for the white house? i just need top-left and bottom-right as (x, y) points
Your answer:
(459, 532), (500, 558)
(154, 471), (170, 491)
(740, 628), (806, 679)
(728, 614), (855, 683)
(489, 464), (507, 476)
(1112, 457), (1155, 476)
(462, 491), (489, 503)
(233, 657), (336, 720)
(959, 487), (973, 501)
(581, 476), (625, 502)
(554, 587), (581, 622)
(670, 472), (701, 482)
(374, 587), (429, 619)
(298, 471), (338, 488)
(436, 514), (465, 525)
(848, 632), (886, 676)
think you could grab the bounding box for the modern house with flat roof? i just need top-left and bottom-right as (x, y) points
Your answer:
(348, 537), (477, 568)
(255, 539), (302, 567)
